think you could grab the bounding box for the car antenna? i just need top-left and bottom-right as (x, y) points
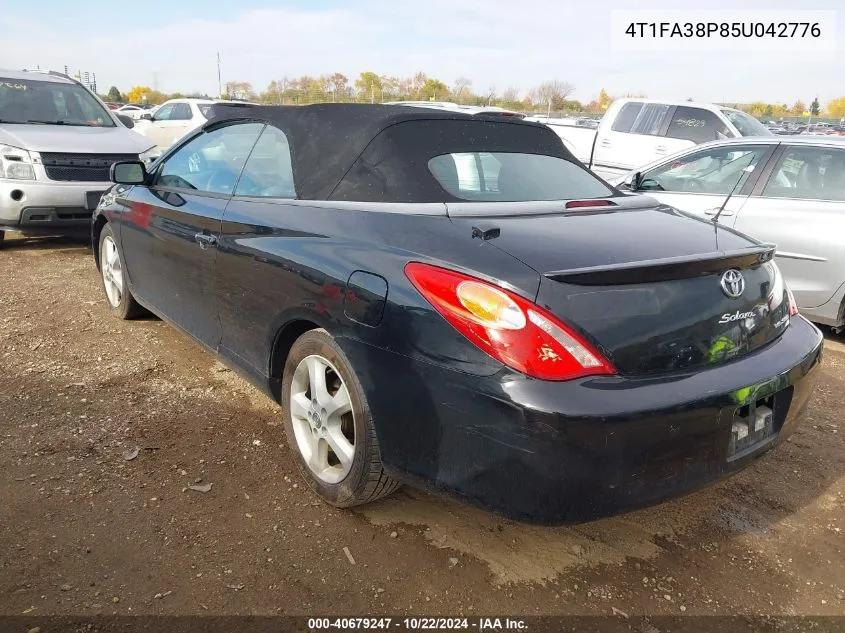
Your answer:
(712, 161), (756, 224)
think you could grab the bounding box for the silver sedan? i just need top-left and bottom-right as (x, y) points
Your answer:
(613, 136), (845, 329)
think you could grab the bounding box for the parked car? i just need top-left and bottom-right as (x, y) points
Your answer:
(574, 117), (600, 129)
(113, 103), (148, 120)
(613, 136), (845, 329)
(384, 100), (525, 119)
(526, 98), (773, 180)
(92, 104), (822, 524)
(132, 97), (257, 153)
(0, 69), (157, 243)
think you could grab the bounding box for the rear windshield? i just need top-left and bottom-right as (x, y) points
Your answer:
(0, 77), (114, 127)
(428, 152), (614, 202)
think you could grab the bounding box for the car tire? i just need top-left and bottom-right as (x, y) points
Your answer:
(281, 328), (400, 508)
(0, 230), (5, 246)
(98, 223), (146, 320)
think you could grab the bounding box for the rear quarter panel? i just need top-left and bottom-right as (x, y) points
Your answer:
(214, 199), (542, 390)
(732, 197), (845, 311)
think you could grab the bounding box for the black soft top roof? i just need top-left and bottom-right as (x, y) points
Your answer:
(206, 103), (579, 202)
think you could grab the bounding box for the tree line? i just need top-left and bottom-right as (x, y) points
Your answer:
(103, 73), (616, 114)
(102, 73), (845, 119)
(727, 97), (845, 120)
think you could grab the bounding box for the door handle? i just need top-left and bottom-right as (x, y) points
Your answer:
(654, 145), (668, 153)
(599, 139), (611, 147)
(704, 208), (735, 217)
(194, 233), (218, 250)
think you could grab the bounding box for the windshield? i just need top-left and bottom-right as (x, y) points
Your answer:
(0, 77), (115, 127)
(721, 109), (771, 137)
(429, 152), (615, 202)
(197, 104), (217, 118)
(641, 146), (769, 194)
(198, 102), (248, 119)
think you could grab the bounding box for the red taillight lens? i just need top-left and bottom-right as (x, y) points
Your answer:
(565, 199), (615, 209)
(787, 286), (799, 316)
(404, 262), (616, 381)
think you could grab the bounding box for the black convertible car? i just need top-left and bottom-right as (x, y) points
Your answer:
(92, 104), (823, 524)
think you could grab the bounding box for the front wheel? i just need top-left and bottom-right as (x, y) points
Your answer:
(98, 224), (145, 319)
(281, 328), (400, 507)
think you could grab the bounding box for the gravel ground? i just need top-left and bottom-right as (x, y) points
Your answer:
(0, 234), (843, 619)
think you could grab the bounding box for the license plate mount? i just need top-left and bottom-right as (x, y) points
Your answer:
(727, 397), (780, 461)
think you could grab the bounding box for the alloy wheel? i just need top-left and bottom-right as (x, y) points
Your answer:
(101, 235), (124, 308)
(289, 354), (355, 484)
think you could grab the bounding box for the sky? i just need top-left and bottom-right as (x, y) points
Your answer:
(1, 0), (842, 106)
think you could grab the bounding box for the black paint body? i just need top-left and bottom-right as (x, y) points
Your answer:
(91, 113), (824, 524)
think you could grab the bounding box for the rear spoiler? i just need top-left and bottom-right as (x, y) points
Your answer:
(545, 244), (777, 285)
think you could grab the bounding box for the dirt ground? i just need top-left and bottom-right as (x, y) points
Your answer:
(1, 234), (843, 619)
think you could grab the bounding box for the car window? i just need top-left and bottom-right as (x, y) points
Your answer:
(429, 152), (614, 201)
(629, 104), (671, 136)
(234, 126), (296, 198)
(0, 76), (114, 127)
(611, 102), (644, 133)
(152, 103), (174, 121)
(170, 103), (193, 121)
(640, 145), (769, 194)
(721, 109), (772, 137)
(762, 146), (845, 201)
(666, 107), (731, 143)
(156, 123), (264, 195)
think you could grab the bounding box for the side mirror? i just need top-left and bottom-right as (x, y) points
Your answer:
(110, 161), (147, 185)
(117, 114), (135, 129)
(631, 172), (644, 190)
(140, 113), (153, 121)
(619, 171), (643, 191)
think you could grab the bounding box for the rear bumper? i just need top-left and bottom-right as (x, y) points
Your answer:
(340, 315), (824, 524)
(0, 180), (108, 234)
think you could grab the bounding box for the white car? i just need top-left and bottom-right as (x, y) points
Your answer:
(112, 104), (148, 120)
(384, 101), (525, 119)
(613, 136), (845, 329)
(133, 98), (252, 152)
(527, 98), (773, 180)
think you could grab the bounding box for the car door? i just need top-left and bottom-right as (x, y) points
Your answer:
(732, 144), (845, 311)
(214, 124), (299, 375)
(159, 102), (195, 149)
(141, 102), (175, 149)
(592, 102), (674, 177)
(633, 143), (775, 219)
(120, 122), (264, 348)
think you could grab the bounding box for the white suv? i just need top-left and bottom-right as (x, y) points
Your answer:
(133, 97), (256, 153)
(0, 69), (157, 242)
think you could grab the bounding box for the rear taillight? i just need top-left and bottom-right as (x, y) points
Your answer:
(767, 261), (798, 317)
(565, 199), (616, 209)
(787, 286), (799, 316)
(404, 262), (616, 381)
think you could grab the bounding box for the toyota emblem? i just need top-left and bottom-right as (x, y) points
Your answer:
(720, 269), (745, 298)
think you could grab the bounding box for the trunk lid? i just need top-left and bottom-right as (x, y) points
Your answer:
(448, 200), (792, 375)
